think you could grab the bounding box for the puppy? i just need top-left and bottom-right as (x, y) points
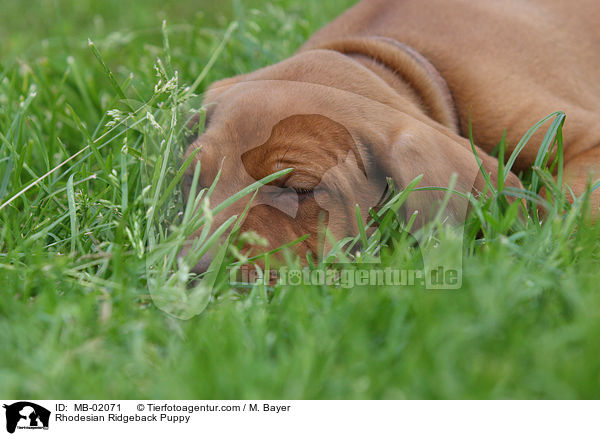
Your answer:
(181, 0), (600, 273)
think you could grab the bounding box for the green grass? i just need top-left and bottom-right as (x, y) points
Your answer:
(1, 0), (599, 399)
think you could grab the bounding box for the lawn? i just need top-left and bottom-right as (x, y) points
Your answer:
(1, 0), (599, 399)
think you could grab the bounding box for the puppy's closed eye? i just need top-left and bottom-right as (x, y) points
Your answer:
(295, 188), (314, 201)
(288, 187), (315, 202)
(262, 185), (321, 218)
(268, 186), (313, 200)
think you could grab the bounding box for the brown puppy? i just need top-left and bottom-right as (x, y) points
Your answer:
(182, 0), (600, 273)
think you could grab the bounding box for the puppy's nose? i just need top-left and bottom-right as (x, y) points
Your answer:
(177, 246), (214, 275)
(190, 253), (214, 275)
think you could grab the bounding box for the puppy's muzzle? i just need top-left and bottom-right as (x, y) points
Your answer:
(177, 246), (214, 275)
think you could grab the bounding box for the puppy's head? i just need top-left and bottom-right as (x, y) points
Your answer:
(181, 50), (520, 274)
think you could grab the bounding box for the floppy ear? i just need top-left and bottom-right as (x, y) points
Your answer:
(368, 118), (522, 224)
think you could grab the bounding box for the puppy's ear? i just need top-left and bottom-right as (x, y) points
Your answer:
(368, 118), (522, 223)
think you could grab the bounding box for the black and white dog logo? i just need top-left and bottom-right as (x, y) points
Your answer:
(3, 402), (50, 433)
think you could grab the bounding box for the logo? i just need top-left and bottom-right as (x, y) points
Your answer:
(3, 402), (50, 434)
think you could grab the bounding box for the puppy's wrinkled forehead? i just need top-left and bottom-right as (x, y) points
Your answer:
(201, 81), (352, 150)
(197, 79), (395, 149)
(187, 80), (376, 183)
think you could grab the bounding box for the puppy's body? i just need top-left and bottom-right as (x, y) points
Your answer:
(183, 0), (600, 270)
(302, 0), (600, 170)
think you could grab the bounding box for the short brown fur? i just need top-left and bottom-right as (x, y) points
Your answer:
(182, 0), (600, 272)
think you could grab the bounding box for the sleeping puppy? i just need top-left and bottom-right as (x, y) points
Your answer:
(181, 0), (600, 273)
